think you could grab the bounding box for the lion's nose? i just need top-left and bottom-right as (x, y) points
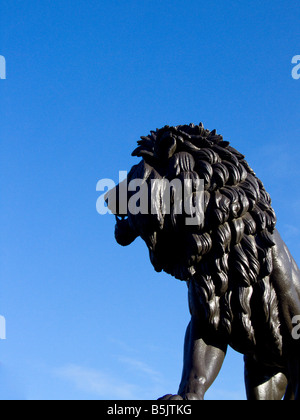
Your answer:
(115, 215), (128, 221)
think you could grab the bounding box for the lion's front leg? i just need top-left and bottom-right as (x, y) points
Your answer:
(160, 317), (227, 400)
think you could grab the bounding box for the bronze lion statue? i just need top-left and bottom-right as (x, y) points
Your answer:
(106, 123), (300, 400)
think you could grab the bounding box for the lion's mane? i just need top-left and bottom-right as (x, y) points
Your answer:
(124, 123), (282, 357)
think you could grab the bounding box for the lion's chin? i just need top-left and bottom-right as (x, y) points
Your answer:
(114, 216), (138, 246)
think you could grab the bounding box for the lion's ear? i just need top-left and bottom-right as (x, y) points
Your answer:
(154, 133), (177, 161)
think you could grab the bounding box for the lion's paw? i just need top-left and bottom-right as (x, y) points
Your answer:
(158, 393), (201, 400)
(158, 394), (184, 400)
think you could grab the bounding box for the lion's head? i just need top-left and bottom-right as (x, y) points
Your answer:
(107, 123), (282, 357)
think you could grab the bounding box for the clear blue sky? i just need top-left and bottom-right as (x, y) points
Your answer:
(0, 0), (299, 400)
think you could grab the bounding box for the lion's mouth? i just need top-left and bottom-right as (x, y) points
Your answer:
(114, 214), (138, 246)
